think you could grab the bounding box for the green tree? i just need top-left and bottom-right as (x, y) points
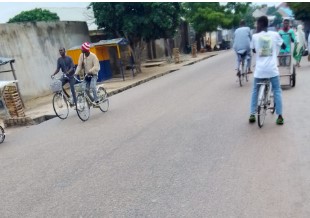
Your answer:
(8, 8), (59, 23)
(273, 12), (283, 29)
(267, 6), (277, 15)
(225, 2), (253, 29)
(287, 2), (310, 21)
(183, 2), (232, 50)
(266, 6), (282, 28)
(91, 2), (182, 73)
(243, 5), (257, 29)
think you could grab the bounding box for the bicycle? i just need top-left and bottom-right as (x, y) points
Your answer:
(74, 76), (109, 121)
(50, 75), (76, 120)
(0, 125), (5, 144)
(256, 79), (275, 128)
(236, 50), (249, 87)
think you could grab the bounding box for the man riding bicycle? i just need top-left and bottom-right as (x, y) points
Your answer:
(51, 47), (77, 106)
(249, 16), (286, 125)
(74, 42), (100, 104)
(233, 19), (252, 76)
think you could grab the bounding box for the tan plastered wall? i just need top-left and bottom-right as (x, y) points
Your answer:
(0, 21), (90, 101)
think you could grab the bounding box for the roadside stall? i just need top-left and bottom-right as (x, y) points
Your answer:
(0, 57), (25, 118)
(94, 38), (134, 81)
(67, 38), (134, 82)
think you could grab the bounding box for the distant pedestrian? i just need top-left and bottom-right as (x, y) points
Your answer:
(293, 24), (306, 67)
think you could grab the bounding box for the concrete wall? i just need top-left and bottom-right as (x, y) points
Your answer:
(0, 21), (90, 101)
(154, 39), (166, 58)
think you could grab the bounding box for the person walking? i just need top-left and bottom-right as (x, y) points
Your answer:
(278, 19), (296, 66)
(249, 16), (286, 125)
(51, 47), (77, 107)
(293, 24), (306, 67)
(74, 42), (100, 104)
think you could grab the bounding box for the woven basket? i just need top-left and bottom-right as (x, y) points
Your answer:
(50, 80), (62, 93)
(74, 82), (86, 92)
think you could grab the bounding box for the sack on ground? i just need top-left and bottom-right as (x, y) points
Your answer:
(308, 54), (310, 62)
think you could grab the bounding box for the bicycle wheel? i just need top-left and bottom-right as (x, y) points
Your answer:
(76, 94), (90, 121)
(239, 60), (245, 87)
(0, 126), (5, 144)
(257, 86), (267, 128)
(245, 65), (249, 82)
(97, 87), (109, 112)
(238, 70), (243, 87)
(269, 92), (276, 114)
(52, 93), (69, 119)
(290, 66), (296, 87)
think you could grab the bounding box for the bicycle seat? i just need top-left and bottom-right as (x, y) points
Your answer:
(257, 79), (270, 85)
(237, 49), (247, 58)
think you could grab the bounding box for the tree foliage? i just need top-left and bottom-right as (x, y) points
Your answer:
(243, 6), (257, 29)
(91, 2), (182, 73)
(267, 6), (277, 15)
(287, 2), (310, 21)
(91, 2), (182, 42)
(8, 8), (59, 23)
(266, 6), (282, 28)
(182, 2), (253, 50)
(183, 3), (231, 35)
(225, 2), (253, 29)
(182, 3), (232, 49)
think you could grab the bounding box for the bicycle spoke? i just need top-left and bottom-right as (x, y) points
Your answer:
(0, 126), (5, 143)
(52, 93), (69, 119)
(97, 87), (109, 112)
(76, 94), (90, 121)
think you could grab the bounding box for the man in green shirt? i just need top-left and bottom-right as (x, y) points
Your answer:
(278, 19), (295, 66)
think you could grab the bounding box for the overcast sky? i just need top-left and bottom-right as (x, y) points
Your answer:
(0, 2), (281, 24)
(0, 2), (90, 23)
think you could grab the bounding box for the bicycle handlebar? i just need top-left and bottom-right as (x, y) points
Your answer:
(51, 73), (81, 81)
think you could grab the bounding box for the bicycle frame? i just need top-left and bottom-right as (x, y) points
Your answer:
(74, 77), (97, 106)
(51, 74), (74, 103)
(74, 76), (109, 121)
(256, 79), (275, 128)
(237, 51), (249, 87)
(78, 88), (96, 106)
(51, 76), (74, 120)
(257, 81), (269, 105)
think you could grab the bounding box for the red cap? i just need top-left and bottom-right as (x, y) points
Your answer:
(81, 42), (90, 52)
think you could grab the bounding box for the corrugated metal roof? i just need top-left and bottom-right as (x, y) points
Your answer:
(68, 38), (129, 51)
(0, 57), (14, 66)
(95, 38), (129, 46)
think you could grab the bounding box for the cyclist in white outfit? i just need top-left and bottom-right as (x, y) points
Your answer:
(249, 16), (286, 125)
(233, 19), (252, 76)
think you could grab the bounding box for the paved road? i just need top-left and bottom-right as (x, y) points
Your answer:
(1, 51), (310, 217)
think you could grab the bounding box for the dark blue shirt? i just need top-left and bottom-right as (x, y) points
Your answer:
(57, 56), (74, 76)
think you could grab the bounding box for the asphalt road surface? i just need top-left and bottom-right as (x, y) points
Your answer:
(1, 50), (310, 217)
